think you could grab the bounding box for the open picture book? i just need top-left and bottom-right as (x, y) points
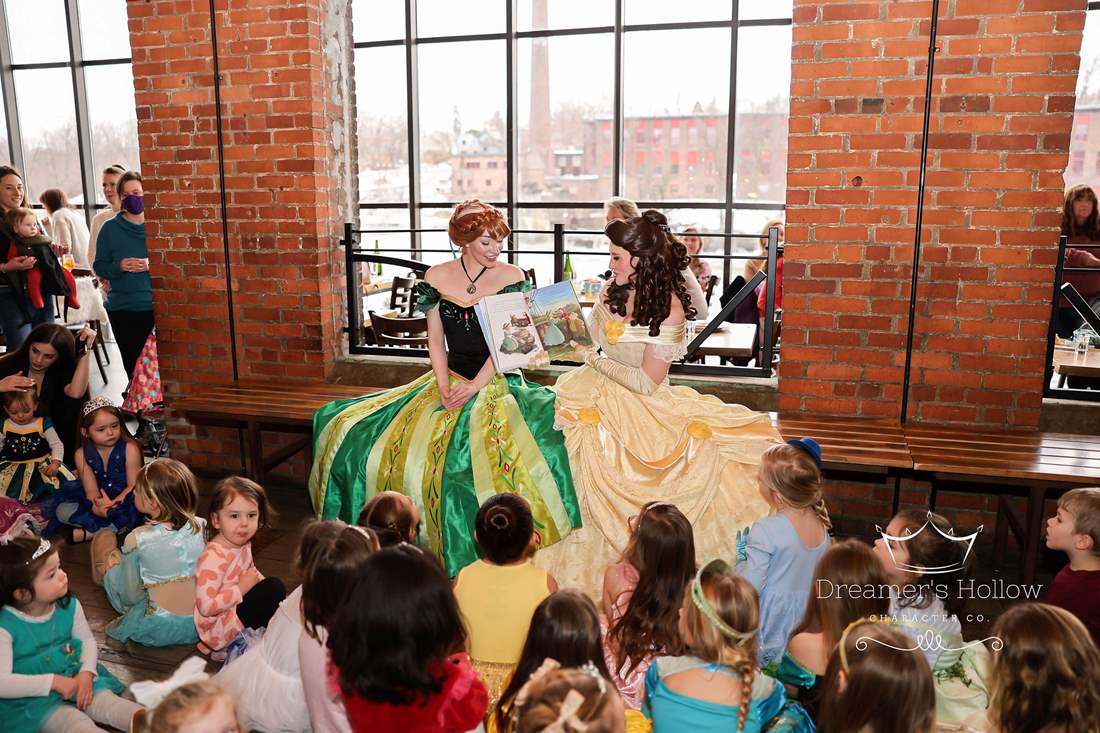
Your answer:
(473, 280), (595, 373)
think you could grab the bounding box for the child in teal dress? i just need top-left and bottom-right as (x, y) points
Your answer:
(0, 536), (143, 732)
(99, 458), (206, 646)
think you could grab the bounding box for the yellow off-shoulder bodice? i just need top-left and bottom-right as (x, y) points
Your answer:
(589, 301), (687, 367)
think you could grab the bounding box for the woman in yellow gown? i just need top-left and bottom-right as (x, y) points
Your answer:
(534, 211), (780, 595)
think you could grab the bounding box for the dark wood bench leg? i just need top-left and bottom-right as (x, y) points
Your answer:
(994, 496), (1009, 570)
(246, 421), (265, 484)
(1022, 485), (1047, 585)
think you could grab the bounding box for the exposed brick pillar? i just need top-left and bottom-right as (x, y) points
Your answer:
(127, 0), (356, 471)
(781, 0), (1084, 427)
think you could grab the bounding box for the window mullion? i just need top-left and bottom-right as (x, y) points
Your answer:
(64, 0), (96, 227)
(0, 0), (26, 173)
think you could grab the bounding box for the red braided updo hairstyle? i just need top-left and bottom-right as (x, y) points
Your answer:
(448, 199), (511, 247)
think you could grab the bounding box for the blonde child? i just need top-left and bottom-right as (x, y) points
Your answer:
(0, 390), (73, 505)
(766, 539), (889, 723)
(1043, 487), (1100, 645)
(818, 618), (935, 733)
(95, 458), (206, 645)
(981, 603), (1100, 733)
(0, 536), (143, 732)
(131, 679), (241, 733)
(194, 477), (285, 657)
(298, 522), (380, 733)
(218, 520), (378, 732)
(46, 398), (142, 544)
(641, 559), (811, 732)
(603, 501), (696, 709)
(513, 662), (625, 733)
(328, 544), (488, 732)
(736, 438), (831, 666)
(455, 494), (557, 707)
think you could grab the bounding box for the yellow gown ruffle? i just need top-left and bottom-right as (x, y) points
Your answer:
(533, 303), (779, 597)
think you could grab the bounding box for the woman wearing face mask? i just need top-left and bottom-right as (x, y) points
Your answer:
(93, 170), (154, 388)
(0, 165), (56, 349)
(310, 200), (580, 578)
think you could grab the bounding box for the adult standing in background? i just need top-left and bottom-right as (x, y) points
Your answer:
(39, 188), (91, 270)
(89, 164), (126, 269)
(603, 196), (709, 319)
(0, 165), (56, 349)
(1058, 184), (1100, 338)
(94, 171), (154, 389)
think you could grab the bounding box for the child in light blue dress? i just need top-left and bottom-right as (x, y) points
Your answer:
(641, 560), (813, 732)
(100, 458), (206, 645)
(737, 438), (831, 666)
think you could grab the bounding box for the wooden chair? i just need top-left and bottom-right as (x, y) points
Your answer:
(704, 274), (718, 304)
(389, 275), (420, 317)
(368, 311), (428, 347)
(524, 268), (537, 288)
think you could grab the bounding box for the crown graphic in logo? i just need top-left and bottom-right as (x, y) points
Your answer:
(876, 512), (982, 575)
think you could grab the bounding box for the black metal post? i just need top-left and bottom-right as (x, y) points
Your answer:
(761, 225), (779, 369)
(505, 0), (518, 265)
(1042, 234), (1068, 398)
(553, 223), (565, 282)
(899, 0), (940, 424)
(404, 0), (422, 254)
(344, 222), (361, 350)
(611, 0), (624, 195)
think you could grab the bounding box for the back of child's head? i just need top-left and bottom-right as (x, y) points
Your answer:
(819, 619), (935, 733)
(759, 439), (832, 529)
(299, 520), (379, 641)
(475, 493), (534, 564)
(328, 543), (466, 706)
(2, 388), (35, 417)
(0, 536), (63, 608)
(513, 665), (624, 733)
(131, 679), (240, 733)
(357, 490), (418, 547)
(496, 590), (611, 730)
(887, 509), (971, 616)
(1057, 487), (1100, 556)
(678, 559), (758, 732)
(989, 602), (1100, 733)
(610, 501), (695, 674)
(792, 539), (891, 650)
(135, 458), (201, 533)
(205, 476), (275, 541)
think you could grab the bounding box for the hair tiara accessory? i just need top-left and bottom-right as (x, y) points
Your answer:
(82, 396), (116, 418)
(691, 565), (757, 644)
(786, 437), (823, 470)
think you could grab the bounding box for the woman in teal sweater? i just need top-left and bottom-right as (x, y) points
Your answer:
(93, 171), (154, 388)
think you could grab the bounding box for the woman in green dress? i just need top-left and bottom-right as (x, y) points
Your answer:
(309, 200), (580, 576)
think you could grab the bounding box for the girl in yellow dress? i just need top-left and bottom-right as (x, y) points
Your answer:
(535, 210), (779, 595)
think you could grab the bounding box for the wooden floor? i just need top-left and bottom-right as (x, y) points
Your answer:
(61, 476), (316, 690)
(62, 473), (1052, 695)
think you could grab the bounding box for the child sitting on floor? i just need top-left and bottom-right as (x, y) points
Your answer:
(3, 207), (79, 310)
(132, 679), (241, 733)
(1043, 487), (1100, 645)
(194, 477), (285, 659)
(736, 438), (831, 667)
(455, 493), (557, 710)
(512, 662), (625, 733)
(0, 390), (73, 506)
(357, 490), (420, 547)
(0, 536), (143, 732)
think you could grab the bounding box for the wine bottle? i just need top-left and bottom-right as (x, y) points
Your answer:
(374, 240), (383, 276)
(563, 253), (573, 282)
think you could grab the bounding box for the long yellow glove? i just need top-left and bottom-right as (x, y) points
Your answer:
(584, 350), (660, 395)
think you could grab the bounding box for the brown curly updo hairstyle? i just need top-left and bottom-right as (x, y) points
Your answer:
(448, 199), (511, 247)
(604, 209), (696, 336)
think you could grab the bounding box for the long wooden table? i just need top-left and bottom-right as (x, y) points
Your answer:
(1052, 345), (1100, 380)
(693, 323), (757, 359)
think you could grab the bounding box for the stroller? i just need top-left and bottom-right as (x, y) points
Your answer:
(121, 329), (168, 458)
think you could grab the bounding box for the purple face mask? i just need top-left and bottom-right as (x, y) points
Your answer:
(121, 194), (145, 215)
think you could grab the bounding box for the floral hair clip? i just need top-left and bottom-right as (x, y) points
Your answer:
(81, 396), (116, 418)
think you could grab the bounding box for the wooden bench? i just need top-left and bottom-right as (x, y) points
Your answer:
(773, 413), (912, 473)
(173, 379), (380, 483)
(905, 425), (1100, 583)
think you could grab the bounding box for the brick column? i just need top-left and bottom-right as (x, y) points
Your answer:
(781, 0), (1083, 427)
(127, 0), (356, 471)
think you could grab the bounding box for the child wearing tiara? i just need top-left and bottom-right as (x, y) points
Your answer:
(44, 396), (142, 545)
(0, 536), (143, 732)
(736, 438), (831, 666)
(194, 477), (285, 658)
(512, 661), (625, 733)
(0, 390), (73, 505)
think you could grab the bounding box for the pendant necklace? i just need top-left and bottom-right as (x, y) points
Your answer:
(460, 257), (488, 295)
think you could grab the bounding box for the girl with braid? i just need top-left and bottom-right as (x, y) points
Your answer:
(640, 559), (812, 732)
(736, 438), (832, 667)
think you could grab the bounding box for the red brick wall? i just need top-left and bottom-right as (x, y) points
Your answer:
(781, 0), (1083, 427)
(127, 1), (355, 472)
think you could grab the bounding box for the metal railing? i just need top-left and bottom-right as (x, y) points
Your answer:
(1044, 234), (1100, 402)
(341, 223), (782, 378)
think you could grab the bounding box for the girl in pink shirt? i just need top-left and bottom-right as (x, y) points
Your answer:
(193, 477), (284, 656)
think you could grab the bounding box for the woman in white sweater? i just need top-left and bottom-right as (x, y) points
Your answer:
(39, 189), (90, 270)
